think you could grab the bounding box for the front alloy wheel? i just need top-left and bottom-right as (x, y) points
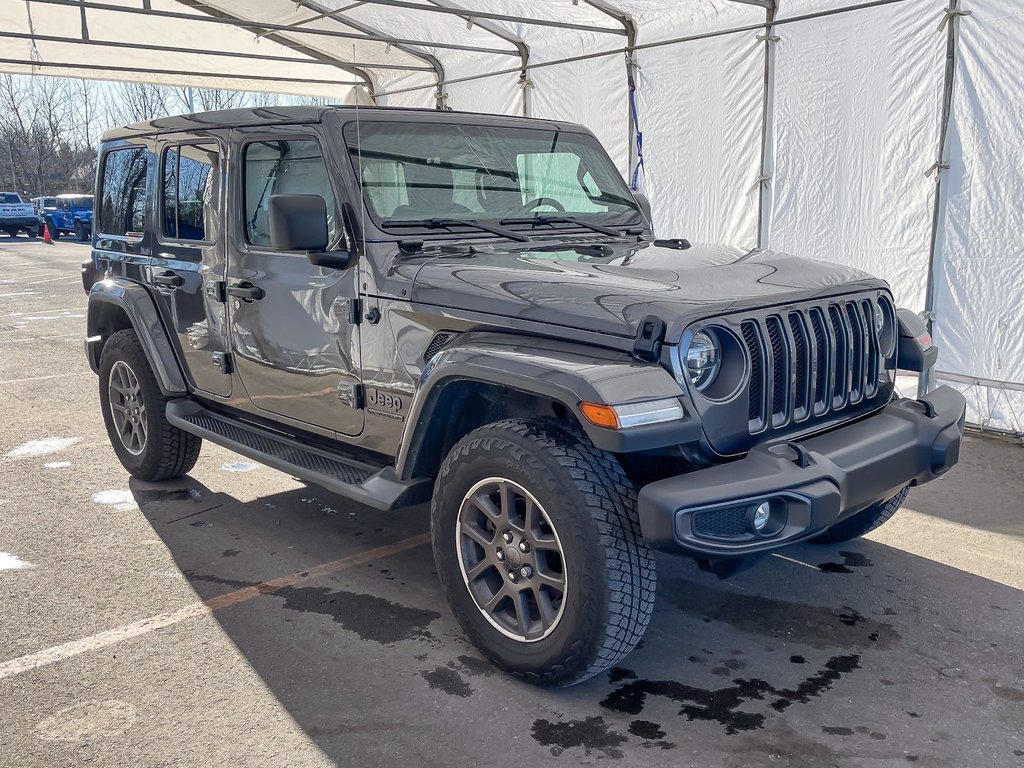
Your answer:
(432, 418), (655, 687)
(457, 478), (566, 642)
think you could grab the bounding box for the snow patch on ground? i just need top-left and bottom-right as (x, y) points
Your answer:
(91, 489), (138, 512)
(4, 437), (81, 459)
(43, 461), (72, 469)
(221, 460), (261, 472)
(0, 552), (35, 571)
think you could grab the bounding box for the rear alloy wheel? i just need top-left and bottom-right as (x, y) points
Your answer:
(432, 418), (655, 686)
(99, 329), (202, 481)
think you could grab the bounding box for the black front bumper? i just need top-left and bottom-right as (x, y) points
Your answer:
(638, 386), (966, 557)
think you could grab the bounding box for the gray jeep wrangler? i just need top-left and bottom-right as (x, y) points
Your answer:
(83, 106), (966, 686)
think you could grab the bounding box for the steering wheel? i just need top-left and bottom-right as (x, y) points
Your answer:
(516, 197), (566, 215)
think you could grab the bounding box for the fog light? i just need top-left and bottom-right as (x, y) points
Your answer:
(752, 502), (771, 531)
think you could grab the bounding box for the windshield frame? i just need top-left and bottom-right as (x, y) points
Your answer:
(334, 115), (644, 241)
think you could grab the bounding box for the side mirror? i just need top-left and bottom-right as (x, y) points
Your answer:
(632, 191), (653, 226)
(268, 194), (350, 269)
(269, 193), (329, 252)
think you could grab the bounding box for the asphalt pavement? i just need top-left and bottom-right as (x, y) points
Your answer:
(0, 235), (1022, 767)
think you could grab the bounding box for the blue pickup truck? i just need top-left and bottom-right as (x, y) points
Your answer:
(41, 194), (93, 240)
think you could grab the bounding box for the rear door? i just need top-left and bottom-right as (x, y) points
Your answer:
(149, 136), (232, 397)
(225, 126), (363, 436)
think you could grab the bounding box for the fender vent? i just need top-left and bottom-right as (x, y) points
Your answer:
(424, 332), (458, 362)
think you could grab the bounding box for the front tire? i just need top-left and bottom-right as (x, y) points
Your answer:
(810, 486), (910, 544)
(99, 329), (201, 481)
(46, 219), (60, 240)
(431, 418), (655, 686)
(75, 221), (88, 241)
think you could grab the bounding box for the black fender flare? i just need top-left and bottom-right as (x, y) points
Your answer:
(394, 333), (699, 479)
(85, 278), (188, 395)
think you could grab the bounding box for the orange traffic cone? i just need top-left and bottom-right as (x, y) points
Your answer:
(42, 223), (53, 245)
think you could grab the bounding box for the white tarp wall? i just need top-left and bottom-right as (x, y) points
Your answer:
(1, 0), (1022, 433)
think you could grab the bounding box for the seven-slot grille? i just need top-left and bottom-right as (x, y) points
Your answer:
(740, 297), (883, 433)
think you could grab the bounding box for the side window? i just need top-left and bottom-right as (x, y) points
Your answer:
(163, 143), (218, 241)
(243, 139), (337, 247)
(99, 147), (149, 236)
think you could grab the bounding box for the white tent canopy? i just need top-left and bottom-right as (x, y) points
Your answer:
(3, 0), (1022, 434)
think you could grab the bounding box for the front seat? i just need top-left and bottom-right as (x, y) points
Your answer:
(390, 162), (472, 220)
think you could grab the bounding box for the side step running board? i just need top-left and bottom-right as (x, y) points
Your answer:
(166, 400), (432, 511)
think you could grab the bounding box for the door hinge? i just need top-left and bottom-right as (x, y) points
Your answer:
(337, 382), (365, 410)
(334, 297), (362, 325)
(206, 280), (226, 303)
(212, 351), (233, 374)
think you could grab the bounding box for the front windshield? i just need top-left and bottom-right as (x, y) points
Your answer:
(342, 121), (640, 230)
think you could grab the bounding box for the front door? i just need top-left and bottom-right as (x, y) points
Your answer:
(149, 137), (232, 397)
(226, 128), (363, 437)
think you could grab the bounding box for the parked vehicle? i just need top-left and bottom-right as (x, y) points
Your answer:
(43, 194), (93, 240)
(82, 106), (966, 686)
(32, 196), (58, 217)
(1, 192), (39, 237)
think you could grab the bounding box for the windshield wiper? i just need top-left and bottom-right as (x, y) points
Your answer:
(499, 215), (624, 238)
(382, 217), (530, 243)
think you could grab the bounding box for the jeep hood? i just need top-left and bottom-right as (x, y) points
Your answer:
(408, 241), (888, 344)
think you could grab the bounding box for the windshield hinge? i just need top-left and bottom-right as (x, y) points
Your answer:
(633, 315), (666, 362)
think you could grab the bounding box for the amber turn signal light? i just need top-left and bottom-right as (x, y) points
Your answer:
(579, 402), (620, 428)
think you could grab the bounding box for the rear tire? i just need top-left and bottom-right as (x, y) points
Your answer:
(810, 486), (910, 544)
(431, 418), (655, 687)
(99, 329), (201, 481)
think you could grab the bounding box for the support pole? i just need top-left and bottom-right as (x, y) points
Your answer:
(755, 3), (778, 250)
(580, 1), (639, 185)
(920, 0), (969, 397)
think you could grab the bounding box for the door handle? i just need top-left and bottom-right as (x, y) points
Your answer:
(153, 271), (184, 288)
(227, 281), (265, 302)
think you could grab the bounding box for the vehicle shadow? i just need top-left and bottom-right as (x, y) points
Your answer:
(130, 475), (1024, 768)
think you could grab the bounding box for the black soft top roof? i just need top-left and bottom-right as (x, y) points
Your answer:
(100, 105), (577, 143)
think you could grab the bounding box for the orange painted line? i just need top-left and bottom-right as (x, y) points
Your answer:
(0, 533), (431, 681)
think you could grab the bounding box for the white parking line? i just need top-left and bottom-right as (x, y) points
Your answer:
(0, 372), (91, 385)
(0, 533), (430, 681)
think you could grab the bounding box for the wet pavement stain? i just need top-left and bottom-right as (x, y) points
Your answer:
(453, 655), (496, 677)
(609, 667), (638, 683)
(659, 577), (900, 650)
(276, 586), (440, 644)
(817, 550), (874, 573)
(600, 654), (861, 735)
(221, 548), (241, 558)
(768, 654), (861, 712)
(530, 716), (628, 758)
(421, 666), (472, 698)
(628, 719), (665, 740)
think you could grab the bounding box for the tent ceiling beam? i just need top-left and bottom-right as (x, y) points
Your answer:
(291, 0), (447, 108)
(177, 0), (375, 95)
(0, 31), (434, 71)
(423, 0), (531, 116)
(0, 56), (363, 87)
(340, 0), (625, 35)
(375, 0), (914, 99)
(25, 0), (520, 56)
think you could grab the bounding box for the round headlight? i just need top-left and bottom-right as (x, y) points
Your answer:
(873, 301), (885, 333)
(685, 330), (721, 391)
